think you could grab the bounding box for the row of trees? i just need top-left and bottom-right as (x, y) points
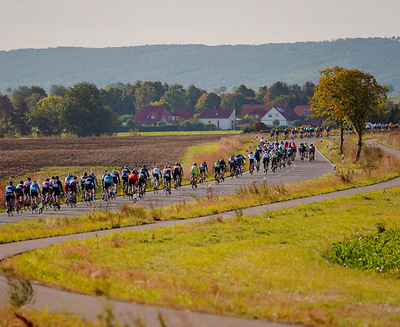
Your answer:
(0, 83), (117, 137)
(0, 80), (316, 137)
(0, 74), (397, 138)
(101, 80), (316, 117)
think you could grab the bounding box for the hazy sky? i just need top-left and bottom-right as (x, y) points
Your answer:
(1, 0), (399, 51)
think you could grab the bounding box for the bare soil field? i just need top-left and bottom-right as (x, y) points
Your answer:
(0, 134), (224, 180)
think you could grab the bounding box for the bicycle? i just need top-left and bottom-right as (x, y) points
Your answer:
(190, 173), (197, 189)
(249, 162), (254, 175)
(214, 172), (220, 184)
(309, 152), (315, 162)
(31, 196), (39, 214)
(153, 177), (159, 194)
(165, 181), (172, 195)
(128, 185), (137, 203)
(6, 199), (14, 217)
(138, 183), (146, 199)
(174, 177), (181, 190)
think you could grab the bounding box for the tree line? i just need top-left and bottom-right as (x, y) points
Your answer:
(0, 77), (398, 138)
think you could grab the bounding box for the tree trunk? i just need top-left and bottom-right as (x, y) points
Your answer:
(340, 123), (344, 154)
(356, 132), (363, 161)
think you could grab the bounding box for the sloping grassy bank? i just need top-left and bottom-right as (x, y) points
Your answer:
(3, 186), (400, 326)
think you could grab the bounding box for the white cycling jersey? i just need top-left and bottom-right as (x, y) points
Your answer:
(153, 167), (160, 175)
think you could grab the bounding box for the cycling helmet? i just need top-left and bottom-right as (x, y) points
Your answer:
(124, 166), (128, 169)
(51, 176), (55, 179)
(68, 173), (72, 177)
(45, 178), (50, 181)
(8, 181), (13, 185)
(155, 165), (159, 168)
(56, 176), (59, 180)
(175, 162), (179, 165)
(27, 177), (31, 181)
(142, 165), (146, 169)
(194, 163), (197, 166)
(19, 180), (23, 184)
(113, 169), (118, 172)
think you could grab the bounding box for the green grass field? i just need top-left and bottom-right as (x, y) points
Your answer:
(4, 186), (400, 326)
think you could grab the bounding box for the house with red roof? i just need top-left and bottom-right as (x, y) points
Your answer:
(240, 104), (270, 121)
(133, 106), (173, 126)
(293, 105), (312, 118)
(198, 107), (235, 130)
(171, 109), (193, 123)
(261, 104), (299, 127)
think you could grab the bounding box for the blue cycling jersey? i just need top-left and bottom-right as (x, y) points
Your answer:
(6, 185), (16, 195)
(30, 183), (39, 192)
(103, 175), (113, 183)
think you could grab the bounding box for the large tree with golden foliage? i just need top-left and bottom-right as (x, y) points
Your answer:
(311, 66), (387, 160)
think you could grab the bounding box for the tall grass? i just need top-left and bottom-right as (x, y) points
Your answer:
(378, 130), (400, 151)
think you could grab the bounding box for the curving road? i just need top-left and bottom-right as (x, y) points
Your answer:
(2, 138), (398, 326)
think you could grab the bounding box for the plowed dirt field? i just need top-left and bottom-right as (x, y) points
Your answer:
(0, 134), (224, 180)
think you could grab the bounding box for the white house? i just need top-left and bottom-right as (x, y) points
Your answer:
(198, 107), (235, 130)
(261, 105), (299, 127)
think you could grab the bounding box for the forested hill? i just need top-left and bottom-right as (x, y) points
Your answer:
(1, 37), (399, 93)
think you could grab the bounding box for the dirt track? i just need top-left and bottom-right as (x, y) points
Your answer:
(0, 135), (224, 180)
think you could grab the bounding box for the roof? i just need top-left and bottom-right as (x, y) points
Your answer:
(134, 106), (172, 123)
(294, 105), (312, 117)
(198, 107), (235, 119)
(268, 104), (299, 121)
(171, 109), (193, 120)
(240, 104), (269, 120)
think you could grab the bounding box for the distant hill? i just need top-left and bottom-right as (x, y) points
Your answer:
(0, 38), (399, 93)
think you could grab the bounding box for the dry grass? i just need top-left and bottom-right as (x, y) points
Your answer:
(378, 130), (400, 150)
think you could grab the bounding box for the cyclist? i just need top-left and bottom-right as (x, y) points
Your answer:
(42, 178), (52, 205)
(128, 169), (138, 195)
(121, 166), (130, 190)
(138, 168), (147, 196)
(299, 143), (305, 160)
(190, 162), (200, 186)
(263, 150), (270, 171)
(214, 160), (221, 181)
(199, 161), (208, 182)
(228, 155), (236, 177)
(52, 176), (63, 209)
(304, 143), (309, 158)
(15, 180), (25, 209)
(84, 173), (96, 200)
(80, 172), (88, 196)
(23, 177), (32, 202)
(248, 151), (255, 173)
(5, 181), (17, 210)
(309, 143), (316, 161)
(30, 180), (40, 208)
(140, 165), (149, 189)
(173, 162), (182, 188)
(254, 148), (261, 172)
(65, 173), (73, 194)
(69, 176), (80, 203)
(220, 158), (226, 181)
(152, 165), (161, 189)
(102, 171), (113, 195)
(162, 165), (173, 192)
(111, 169), (121, 189)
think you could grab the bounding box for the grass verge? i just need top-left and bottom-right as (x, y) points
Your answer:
(377, 130), (400, 151)
(3, 186), (400, 326)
